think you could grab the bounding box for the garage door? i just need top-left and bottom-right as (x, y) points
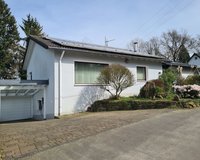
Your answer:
(1, 97), (32, 122)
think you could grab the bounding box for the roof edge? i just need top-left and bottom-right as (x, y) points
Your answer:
(29, 35), (49, 49)
(188, 53), (200, 62)
(26, 35), (165, 60)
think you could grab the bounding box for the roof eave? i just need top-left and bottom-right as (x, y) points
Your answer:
(188, 53), (200, 62)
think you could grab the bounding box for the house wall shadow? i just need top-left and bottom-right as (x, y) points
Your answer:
(75, 86), (106, 112)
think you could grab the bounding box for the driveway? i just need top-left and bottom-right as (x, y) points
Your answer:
(0, 109), (170, 159)
(21, 108), (200, 160)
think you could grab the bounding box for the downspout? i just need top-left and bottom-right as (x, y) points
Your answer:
(43, 87), (46, 119)
(58, 50), (65, 116)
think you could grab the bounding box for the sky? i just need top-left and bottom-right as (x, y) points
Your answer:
(5, 0), (200, 48)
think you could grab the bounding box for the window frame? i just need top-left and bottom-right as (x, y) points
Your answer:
(74, 61), (108, 85)
(136, 66), (147, 81)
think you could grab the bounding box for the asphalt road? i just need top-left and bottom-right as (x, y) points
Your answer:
(21, 108), (200, 160)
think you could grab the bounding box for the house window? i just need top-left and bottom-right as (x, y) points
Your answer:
(195, 56), (198, 60)
(137, 66), (147, 81)
(75, 62), (108, 84)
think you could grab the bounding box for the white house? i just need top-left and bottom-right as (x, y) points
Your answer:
(162, 61), (198, 78)
(188, 53), (200, 67)
(0, 36), (165, 122)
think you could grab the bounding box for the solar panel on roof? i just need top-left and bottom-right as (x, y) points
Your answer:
(47, 37), (152, 56)
(43, 36), (165, 59)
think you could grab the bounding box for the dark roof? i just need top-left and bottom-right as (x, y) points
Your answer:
(188, 53), (200, 61)
(195, 53), (200, 57)
(28, 35), (165, 60)
(162, 61), (195, 68)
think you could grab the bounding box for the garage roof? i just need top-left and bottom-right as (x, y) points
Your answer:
(0, 80), (48, 97)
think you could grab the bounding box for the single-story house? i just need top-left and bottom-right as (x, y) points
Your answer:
(0, 35), (172, 122)
(23, 36), (167, 119)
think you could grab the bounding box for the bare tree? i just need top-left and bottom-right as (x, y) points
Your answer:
(160, 30), (194, 62)
(127, 38), (146, 53)
(193, 35), (200, 53)
(127, 37), (161, 55)
(144, 37), (161, 55)
(97, 64), (134, 99)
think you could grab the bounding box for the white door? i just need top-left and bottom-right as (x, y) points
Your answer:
(1, 97), (32, 122)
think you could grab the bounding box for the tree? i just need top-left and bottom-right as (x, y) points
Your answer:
(19, 14), (44, 79)
(144, 37), (161, 55)
(127, 37), (161, 55)
(20, 14), (44, 38)
(127, 38), (146, 53)
(193, 35), (200, 53)
(178, 45), (190, 63)
(0, 0), (20, 79)
(97, 64), (134, 99)
(160, 30), (194, 62)
(159, 68), (177, 92)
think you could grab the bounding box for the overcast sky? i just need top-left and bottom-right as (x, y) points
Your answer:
(5, 0), (200, 48)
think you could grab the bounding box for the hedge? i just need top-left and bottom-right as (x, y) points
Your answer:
(87, 99), (200, 112)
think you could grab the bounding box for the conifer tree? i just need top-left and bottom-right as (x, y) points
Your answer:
(19, 14), (44, 79)
(20, 14), (44, 38)
(0, 0), (20, 79)
(178, 45), (190, 63)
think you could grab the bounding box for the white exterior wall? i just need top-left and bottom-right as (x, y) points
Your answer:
(26, 41), (55, 119)
(189, 56), (200, 67)
(32, 90), (44, 119)
(1, 96), (32, 122)
(182, 68), (194, 78)
(54, 50), (163, 115)
(169, 66), (194, 78)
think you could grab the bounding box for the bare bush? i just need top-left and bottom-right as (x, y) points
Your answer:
(97, 64), (134, 99)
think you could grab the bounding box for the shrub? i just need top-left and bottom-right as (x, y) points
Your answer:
(139, 79), (165, 99)
(184, 75), (200, 85)
(155, 87), (165, 98)
(97, 64), (134, 99)
(176, 75), (185, 85)
(173, 85), (200, 98)
(88, 98), (200, 112)
(159, 68), (177, 92)
(139, 81), (156, 99)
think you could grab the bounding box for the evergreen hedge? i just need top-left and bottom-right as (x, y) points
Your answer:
(88, 99), (200, 112)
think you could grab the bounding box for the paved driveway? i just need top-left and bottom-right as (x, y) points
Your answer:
(0, 109), (170, 159)
(21, 108), (200, 160)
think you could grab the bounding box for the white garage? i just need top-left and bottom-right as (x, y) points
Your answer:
(1, 97), (32, 122)
(0, 80), (48, 122)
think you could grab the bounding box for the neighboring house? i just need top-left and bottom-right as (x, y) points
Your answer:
(21, 36), (164, 119)
(188, 53), (200, 67)
(162, 61), (198, 78)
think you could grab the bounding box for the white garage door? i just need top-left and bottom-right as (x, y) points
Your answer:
(1, 97), (32, 122)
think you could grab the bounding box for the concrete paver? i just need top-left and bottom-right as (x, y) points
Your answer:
(21, 108), (200, 160)
(0, 109), (170, 159)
